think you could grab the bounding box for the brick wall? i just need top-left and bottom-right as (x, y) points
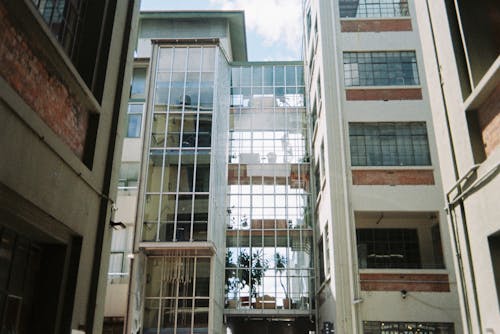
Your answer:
(0, 3), (89, 159)
(352, 169), (435, 185)
(478, 84), (500, 157)
(359, 273), (450, 292)
(346, 88), (422, 101)
(341, 19), (412, 32)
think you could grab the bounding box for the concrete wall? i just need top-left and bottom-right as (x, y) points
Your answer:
(306, 0), (461, 332)
(0, 0), (140, 333)
(414, 1), (500, 332)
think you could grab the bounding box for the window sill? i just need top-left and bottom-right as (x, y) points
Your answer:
(340, 17), (410, 21)
(351, 166), (433, 170)
(346, 85), (421, 90)
(359, 268), (447, 274)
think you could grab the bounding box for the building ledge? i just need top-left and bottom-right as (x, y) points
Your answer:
(139, 241), (216, 256)
(464, 56), (500, 111)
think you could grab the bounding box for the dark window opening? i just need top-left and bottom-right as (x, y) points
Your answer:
(357, 228), (421, 269)
(349, 122), (431, 166)
(488, 232), (500, 309)
(344, 51), (420, 87)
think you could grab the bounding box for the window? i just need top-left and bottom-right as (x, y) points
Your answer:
(324, 226), (331, 276)
(349, 122), (431, 166)
(357, 228), (420, 269)
(363, 321), (454, 334)
(339, 0), (409, 18)
(343, 51), (419, 87)
(118, 162), (140, 189)
(320, 141), (326, 180)
(126, 103), (143, 138)
(318, 238), (326, 284)
(108, 227), (133, 282)
(143, 46), (215, 243)
(130, 67), (147, 99)
(31, 0), (85, 59)
(488, 232), (500, 308)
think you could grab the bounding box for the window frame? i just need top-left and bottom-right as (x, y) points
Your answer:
(339, 0), (410, 19)
(126, 103), (144, 138)
(343, 51), (420, 87)
(349, 122), (431, 167)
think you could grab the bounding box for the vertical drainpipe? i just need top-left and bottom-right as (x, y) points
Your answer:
(86, 0), (136, 332)
(424, 1), (482, 333)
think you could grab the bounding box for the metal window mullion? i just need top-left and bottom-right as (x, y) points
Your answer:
(155, 48), (172, 242)
(173, 49), (189, 242)
(155, 258), (165, 334)
(191, 257), (197, 332)
(189, 47), (204, 241)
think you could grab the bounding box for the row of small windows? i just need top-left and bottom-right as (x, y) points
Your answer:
(231, 66), (304, 88)
(339, 0), (409, 19)
(344, 51), (419, 87)
(349, 122), (431, 166)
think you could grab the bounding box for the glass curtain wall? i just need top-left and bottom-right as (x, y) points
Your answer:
(142, 256), (211, 334)
(225, 64), (313, 311)
(143, 46), (215, 243)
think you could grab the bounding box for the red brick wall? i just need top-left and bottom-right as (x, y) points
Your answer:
(352, 169), (435, 185)
(346, 88), (422, 101)
(0, 3), (89, 159)
(360, 273), (450, 292)
(478, 84), (500, 157)
(341, 19), (412, 32)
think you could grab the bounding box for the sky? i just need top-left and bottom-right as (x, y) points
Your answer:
(140, 0), (304, 61)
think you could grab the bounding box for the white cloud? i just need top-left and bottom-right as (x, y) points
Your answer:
(210, 0), (303, 50)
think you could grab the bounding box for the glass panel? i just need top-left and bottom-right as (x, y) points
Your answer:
(131, 67), (146, 98)
(173, 48), (187, 72)
(144, 194), (160, 222)
(187, 47), (202, 71)
(198, 115), (212, 147)
(167, 114), (182, 147)
(162, 151), (179, 192)
(158, 48), (174, 71)
(195, 258), (210, 297)
(161, 195), (176, 221)
(160, 298), (176, 330)
(151, 114), (166, 148)
(145, 258), (162, 297)
(143, 299), (160, 332)
(202, 47), (215, 72)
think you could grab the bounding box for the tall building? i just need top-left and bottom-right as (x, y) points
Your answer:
(304, 0), (461, 332)
(0, 0), (139, 333)
(414, 1), (500, 332)
(106, 2), (473, 333)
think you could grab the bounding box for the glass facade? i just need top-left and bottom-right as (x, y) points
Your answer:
(142, 46), (216, 243)
(143, 256), (211, 334)
(225, 64), (313, 311)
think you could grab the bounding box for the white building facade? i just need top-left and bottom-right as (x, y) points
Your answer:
(304, 0), (462, 332)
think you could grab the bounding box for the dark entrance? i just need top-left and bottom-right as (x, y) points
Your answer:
(0, 221), (81, 334)
(227, 316), (315, 334)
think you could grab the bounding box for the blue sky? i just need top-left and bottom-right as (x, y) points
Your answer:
(140, 0), (303, 61)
